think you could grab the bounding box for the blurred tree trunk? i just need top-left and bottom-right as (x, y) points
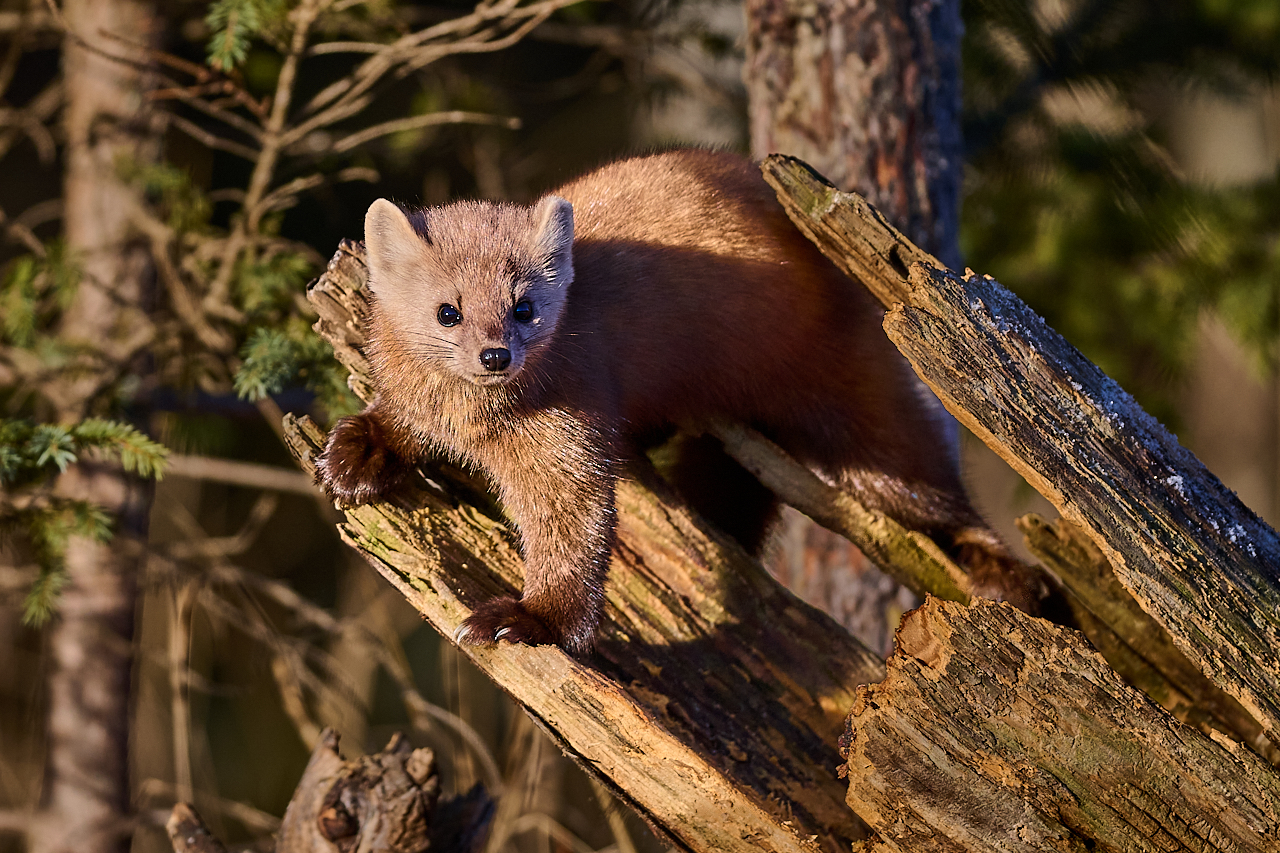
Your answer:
(743, 0), (963, 654)
(32, 2), (159, 852)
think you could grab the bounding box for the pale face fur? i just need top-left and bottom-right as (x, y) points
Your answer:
(363, 195), (575, 387)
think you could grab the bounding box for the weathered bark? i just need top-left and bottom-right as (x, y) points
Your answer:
(760, 155), (939, 310)
(297, 243), (889, 853)
(744, 0), (963, 654)
(167, 729), (491, 853)
(841, 597), (1280, 853)
(744, 0), (962, 267)
(762, 154), (1280, 750)
(1019, 513), (1276, 761)
(286, 409), (877, 853)
(34, 3), (158, 853)
(885, 263), (1280, 745)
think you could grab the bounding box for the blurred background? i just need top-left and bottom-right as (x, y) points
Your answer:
(1, 0), (1279, 851)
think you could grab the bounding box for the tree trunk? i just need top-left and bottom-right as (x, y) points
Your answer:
(34, 3), (158, 852)
(743, 0), (963, 654)
(744, 0), (962, 266)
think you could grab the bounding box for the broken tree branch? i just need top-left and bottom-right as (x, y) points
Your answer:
(840, 597), (1280, 853)
(761, 153), (1280, 749)
(288, 241), (896, 853)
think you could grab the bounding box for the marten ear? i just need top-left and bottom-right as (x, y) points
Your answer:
(364, 199), (423, 296)
(530, 195), (574, 286)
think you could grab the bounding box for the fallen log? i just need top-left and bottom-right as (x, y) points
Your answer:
(294, 242), (891, 853)
(762, 154), (1280, 749)
(841, 597), (1280, 853)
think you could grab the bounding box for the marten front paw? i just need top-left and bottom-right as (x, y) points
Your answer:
(455, 597), (594, 657)
(315, 412), (408, 505)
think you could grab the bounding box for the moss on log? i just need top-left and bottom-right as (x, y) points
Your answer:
(292, 241), (888, 853)
(841, 598), (1280, 853)
(761, 153), (1280, 750)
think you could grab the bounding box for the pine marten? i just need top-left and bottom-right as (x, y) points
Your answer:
(315, 149), (1040, 656)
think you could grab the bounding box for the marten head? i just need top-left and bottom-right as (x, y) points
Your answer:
(363, 196), (574, 387)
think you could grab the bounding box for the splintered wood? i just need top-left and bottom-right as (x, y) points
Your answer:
(841, 598), (1280, 853)
(291, 158), (1280, 853)
(292, 241), (886, 853)
(762, 154), (1280, 749)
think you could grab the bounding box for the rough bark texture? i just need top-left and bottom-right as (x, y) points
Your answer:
(744, 0), (962, 268)
(295, 243), (887, 853)
(744, 0), (962, 655)
(841, 598), (1280, 853)
(760, 155), (939, 311)
(1019, 514), (1275, 761)
(762, 154), (1280, 750)
(167, 729), (490, 853)
(884, 263), (1280, 745)
(35, 3), (158, 853)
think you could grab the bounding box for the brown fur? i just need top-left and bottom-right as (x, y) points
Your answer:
(315, 149), (1041, 656)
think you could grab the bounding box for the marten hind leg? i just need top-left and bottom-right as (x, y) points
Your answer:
(775, 416), (1049, 613)
(659, 433), (780, 556)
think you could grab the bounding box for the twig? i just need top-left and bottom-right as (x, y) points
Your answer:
(0, 204), (47, 255)
(502, 814), (597, 853)
(291, 0), (590, 138)
(166, 455), (315, 496)
(591, 778), (638, 853)
(255, 167), (379, 215)
(129, 203), (235, 354)
(329, 110), (520, 153)
(152, 80), (265, 143)
(195, 557), (503, 793)
(168, 579), (199, 804)
(139, 779), (281, 834)
(203, 0), (327, 315)
(165, 113), (259, 161)
(162, 492), (279, 560)
(0, 79), (60, 162)
(271, 653), (325, 748)
(98, 27), (270, 119)
(14, 198), (63, 231)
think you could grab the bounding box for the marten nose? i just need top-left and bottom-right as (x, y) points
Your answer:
(480, 348), (511, 372)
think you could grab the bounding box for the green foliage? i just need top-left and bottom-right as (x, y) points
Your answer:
(0, 417), (167, 625)
(205, 0), (290, 71)
(235, 250), (313, 317)
(234, 318), (358, 418)
(120, 160), (213, 233)
(3, 499), (113, 626)
(0, 417), (170, 487)
(0, 240), (81, 348)
(961, 0), (1280, 423)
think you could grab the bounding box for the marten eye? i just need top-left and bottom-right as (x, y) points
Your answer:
(513, 300), (534, 323)
(437, 304), (462, 327)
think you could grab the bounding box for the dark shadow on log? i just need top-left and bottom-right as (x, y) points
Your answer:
(286, 411), (879, 853)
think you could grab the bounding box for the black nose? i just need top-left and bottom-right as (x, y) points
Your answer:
(479, 348), (511, 372)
